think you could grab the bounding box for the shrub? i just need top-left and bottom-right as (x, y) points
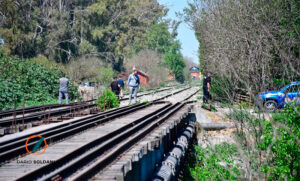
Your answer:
(65, 57), (105, 83)
(0, 56), (78, 110)
(95, 67), (115, 86)
(125, 49), (168, 87)
(260, 104), (300, 180)
(189, 143), (241, 180)
(201, 104), (218, 112)
(95, 89), (119, 111)
(210, 75), (235, 103)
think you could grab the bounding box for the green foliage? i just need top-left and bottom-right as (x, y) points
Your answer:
(29, 54), (62, 70)
(237, 101), (251, 109)
(188, 143), (241, 180)
(141, 23), (173, 54)
(94, 67), (115, 86)
(25, 99), (63, 107)
(135, 22), (186, 83)
(201, 104), (217, 112)
(184, 0), (300, 92)
(78, 40), (97, 56)
(159, 83), (166, 88)
(163, 42), (186, 82)
(95, 89), (119, 111)
(142, 100), (150, 104)
(260, 104), (300, 180)
(226, 110), (252, 123)
(0, 0), (166, 65)
(0, 56), (78, 110)
(210, 75), (235, 103)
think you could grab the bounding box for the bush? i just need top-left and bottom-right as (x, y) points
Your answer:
(188, 143), (241, 180)
(65, 57), (105, 83)
(201, 104), (218, 112)
(95, 67), (115, 86)
(260, 104), (300, 180)
(210, 75), (235, 103)
(95, 89), (119, 111)
(0, 56), (78, 110)
(125, 49), (168, 87)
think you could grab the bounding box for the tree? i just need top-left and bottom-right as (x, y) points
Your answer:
(125, 49), (168, 87)
(164, 41), (186, 82)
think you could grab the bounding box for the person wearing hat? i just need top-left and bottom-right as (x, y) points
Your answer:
(110, 76), (121, 99)
(203, 72), (212, 104)
(127, 67), (140, 104)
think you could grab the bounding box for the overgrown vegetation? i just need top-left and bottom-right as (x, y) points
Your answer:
(184, 0), (300, 98)
(187, 104), (300, 180)
(0, 0), (187, 85)
(188, 143), (241, 180)
(183, 3), (300, 179)
(0, 56), (78, 110)
(201, 104), (217, 112)
(95, 89), (119, 111)
(260, 104), (300, 180)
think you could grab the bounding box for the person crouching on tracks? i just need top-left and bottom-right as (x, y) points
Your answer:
(59, 73), (69, 104)
(127, 68), (140, 104)
(117, 75), (125, 98)
(111, 76), (121, 100)
(203, 72), (212, 104)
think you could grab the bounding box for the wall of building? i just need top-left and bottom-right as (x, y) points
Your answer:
(138, 74), (149, 85)
(190, 72), (200, 80)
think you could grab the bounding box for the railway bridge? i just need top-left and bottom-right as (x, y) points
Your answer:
(0, 86), (200, 181)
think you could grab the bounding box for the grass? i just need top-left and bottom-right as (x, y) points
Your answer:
(24, 99), (60, 107)
(201, 104), (218, 112)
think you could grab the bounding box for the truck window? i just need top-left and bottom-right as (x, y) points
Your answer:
(286, 85), (300, 93)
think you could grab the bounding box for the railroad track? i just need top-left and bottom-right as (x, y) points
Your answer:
(0, 87), (193, 163)
(0, 101), (96, 127)
(0, 86), (181, 128)
(0, 88), (185, 128)
(0, 99), (97, 119)
(0, 87), (199, 181)
(0, 86), (176, 120)
(120, 87), (173, 101)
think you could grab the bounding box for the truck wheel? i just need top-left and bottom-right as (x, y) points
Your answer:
(264, 100), (278, 112)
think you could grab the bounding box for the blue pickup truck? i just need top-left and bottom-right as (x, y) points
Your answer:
(256, 82), (300, 112)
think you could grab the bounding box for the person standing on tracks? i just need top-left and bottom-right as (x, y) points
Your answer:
(58, 73), (69, 104)
(110, 76), (121, 100)
(127, 67), (140, 104)
(203, 72), (212, 104)
(117, 75), (125, 98)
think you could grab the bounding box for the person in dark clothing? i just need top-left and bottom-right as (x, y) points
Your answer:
(117, 76), (125, 98)
(110, 76), (121, 99)
(203, 72), (212, 104)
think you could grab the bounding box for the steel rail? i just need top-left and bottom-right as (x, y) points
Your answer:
(0, 102), (160, 163)
(0, 87), (192, 165)
(120, 87), (173, 101)
(0, 87), (185, 126)
(0, 102), (96, 127)
(0, 100), (95, 119)
(0, 86), (176, 118)
(154, 87), (191, 102)
(16, 102), (184, 181)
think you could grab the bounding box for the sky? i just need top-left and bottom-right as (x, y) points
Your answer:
(158, 0), (199, 64)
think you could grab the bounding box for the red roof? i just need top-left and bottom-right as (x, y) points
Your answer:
(137, 71), (149, 78)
